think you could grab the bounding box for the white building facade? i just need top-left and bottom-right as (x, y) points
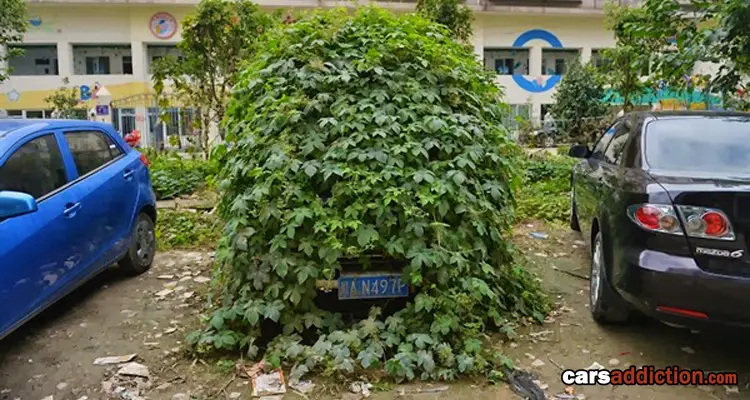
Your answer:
(1, 0), (630, 143)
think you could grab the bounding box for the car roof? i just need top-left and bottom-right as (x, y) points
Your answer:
(0, 119), (115, 154)
(633, 110), (750, 121)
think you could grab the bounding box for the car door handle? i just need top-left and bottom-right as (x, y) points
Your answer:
(123, 169), (135, 180)
(63, 202), (81, 218)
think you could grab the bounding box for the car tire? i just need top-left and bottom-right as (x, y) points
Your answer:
(119, 213), (156, 276)
(569, 188), (580, 232)
(590, 232), (630, 324)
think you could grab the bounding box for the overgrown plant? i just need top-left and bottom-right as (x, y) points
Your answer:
(145, 150), (219, 200)
(44, 78), (86, 119)
(0, 0), (27, 82)
(515, 153), (576, 224)
(191, 7), (549, 382)
(415, 0), (473, 43)
(156, 209), (221, 250)
(151, 0), (276, 151)
(550, 60), (607, 144)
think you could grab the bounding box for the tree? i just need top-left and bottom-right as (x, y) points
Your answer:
(151, 0), (276, 151)
(0, 0), (28, 82)
(190, 7), (549, 382)
(416, 0), (473, 42)
(44, 78), (85, 119)
(550, 60), (607, 144)
(602, 3), (653, 112)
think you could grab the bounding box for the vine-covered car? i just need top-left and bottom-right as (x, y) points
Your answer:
(0, 119), (157, 340)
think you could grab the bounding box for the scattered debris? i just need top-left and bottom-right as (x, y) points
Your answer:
(193, 276), (211, 284)
(41, 396), (53, 400)
(586, 362), (605, 370)
(530, 232), (549, 239)
(120, 310), (137, 318)
(529, 330), (553, 338)
(56, 382), (68, 390)
(155, 289), (174, 297)
(350, 381), (373, 397)
(93, 354), (137, 365)
(116, 362), (150, 379)
(229, 392), (241, 399)
(681, 346), (696, 355)
(172, 394), (189, 400)
(608, 358), (620, 366)
(237, 360), (266, 379)
(252, 370), (286, 397)
(181, 291), (195, 300)
(565, 386), (576, 395)
(548, 357), (563, 370)
(552, 266), (589, 281)
(506, 369), (545, 400)
(420, 386), (449, 394)
(164, 327), (178, 334)
(532, 380), (549, 390)
(531, 359), (546, 368)
(156, 275), (175, 280)
(726, 386), (740, 394)
(289, 380), (315, 394)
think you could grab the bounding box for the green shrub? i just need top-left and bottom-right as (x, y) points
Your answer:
(190, 7), (549, 382)
(155, 209), (222, 250)
(515, 153), (575, 223)
(145, 150), (219, 200)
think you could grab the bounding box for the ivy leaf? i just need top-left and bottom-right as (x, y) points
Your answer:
(408, 333), (434, 349)
(464, 338), (482, 354)
(457, 354), (475, 373)
(262, 300), (284, 322)
(304, 164), (318, 177)
(356, 225), (379, 246)
(416, 350), (436, 372)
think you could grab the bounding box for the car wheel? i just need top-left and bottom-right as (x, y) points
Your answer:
(569, 188), (580, 232)
(119, 213), (156, 275)
(590, 232), (630, 324)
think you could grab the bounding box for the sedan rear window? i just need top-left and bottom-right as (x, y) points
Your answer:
(645, 117), (750, 173)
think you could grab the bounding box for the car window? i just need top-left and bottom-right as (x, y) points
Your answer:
(64, 130), (122, 177)
(0, 134), (67, 199)
(603, 121), (631, 165)
(645, 117), (750, 173)
(590, 121), (620, 160)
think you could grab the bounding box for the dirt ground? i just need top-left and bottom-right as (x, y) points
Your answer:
(2, 222), (750, 400)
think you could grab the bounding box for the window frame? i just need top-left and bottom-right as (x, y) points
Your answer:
(589, 118), (623, 161)
(0, 132), (71, 203)
(62, 129), (125, 180)
(602, 119), (632, 166)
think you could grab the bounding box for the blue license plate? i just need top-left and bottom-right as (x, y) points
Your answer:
(337, 273), (409, 300)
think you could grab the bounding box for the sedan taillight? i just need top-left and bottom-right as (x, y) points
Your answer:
(627, 203), (736, 241)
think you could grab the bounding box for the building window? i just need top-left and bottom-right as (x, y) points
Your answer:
(494, 58), (516, 75)
(118, 108), (136, 135)
(122, 56), (133, 75)
(8, 44), (59, 76)
(555, 59), (566, 75)
(542, 49), (580, 75)
(86, 56), (110, 75)
(484, 48), (529, 76)
(26, 110), (44, 119)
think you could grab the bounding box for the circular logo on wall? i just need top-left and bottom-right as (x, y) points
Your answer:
(150, 12), (178, 39)
(511, 29), (563, 93)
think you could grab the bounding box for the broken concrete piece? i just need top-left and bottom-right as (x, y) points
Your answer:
(193, 276), (211, 284)
(117, 362), (150, 379)
(155, 289), (173, 297)
(93, 354), (137, 365)
(586, 362), (605, 370)
(156, 275), (174, 280)
(350, 381), (373, 397)
(289, 380), (315, 394)
(531, 359), (546, 368)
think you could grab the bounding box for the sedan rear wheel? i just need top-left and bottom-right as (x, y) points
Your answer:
(590, 232), (631, 324)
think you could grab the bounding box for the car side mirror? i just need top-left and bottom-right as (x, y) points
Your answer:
(0, 191), (38, 219)
(568, 144), (590, 159)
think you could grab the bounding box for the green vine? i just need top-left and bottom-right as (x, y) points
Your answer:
(189, 7), (550, 382)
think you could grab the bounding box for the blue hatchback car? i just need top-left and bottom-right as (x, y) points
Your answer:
(0, 119), (157, 340)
